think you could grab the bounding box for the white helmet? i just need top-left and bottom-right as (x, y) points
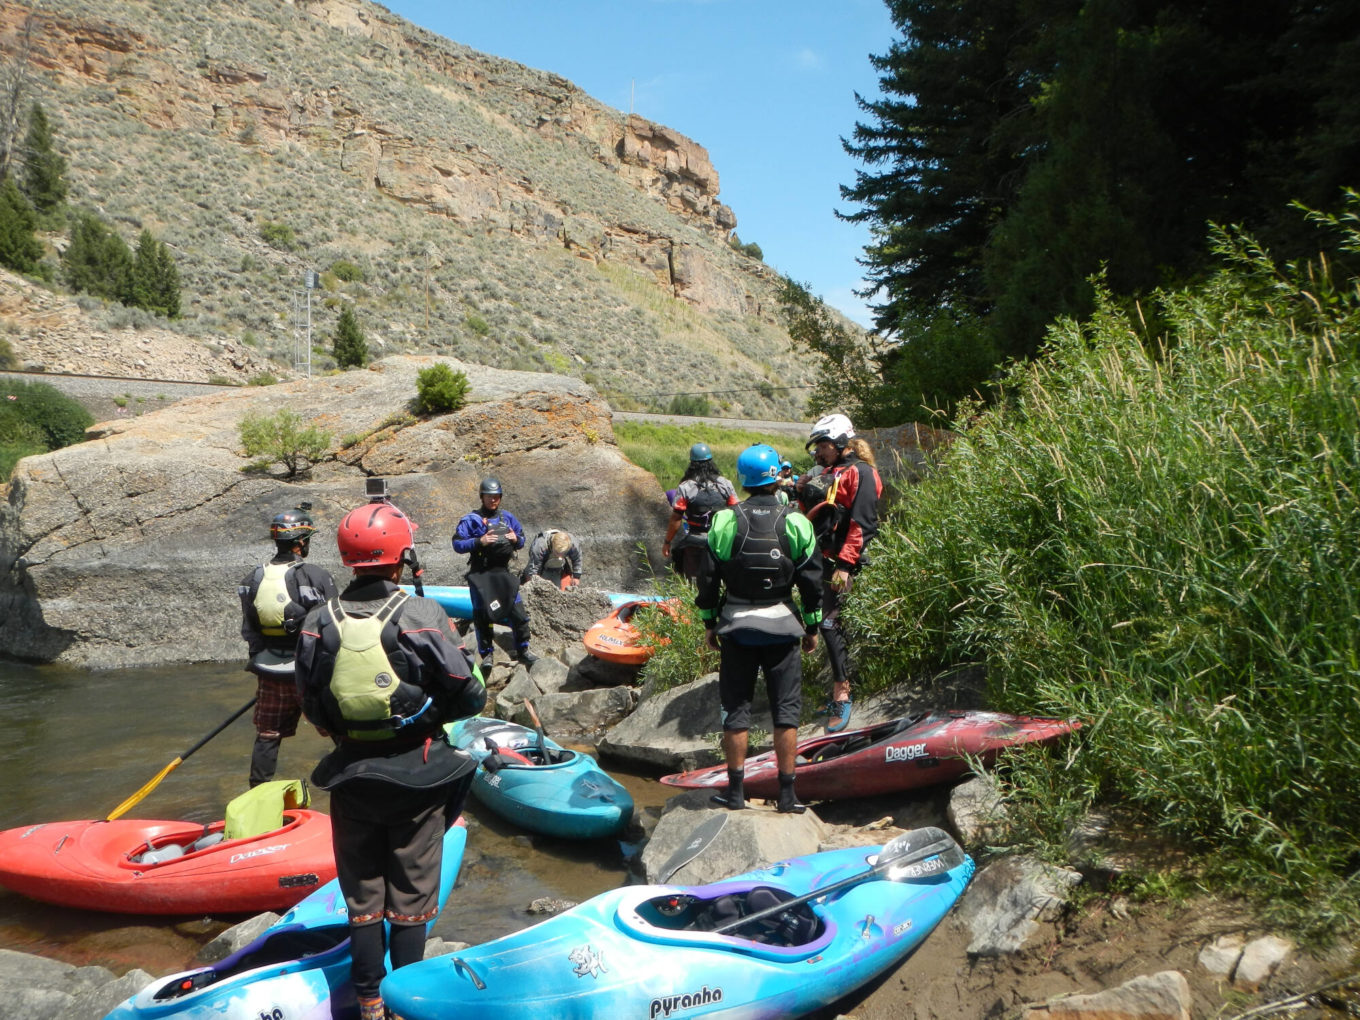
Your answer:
(806, 413), (855, 453)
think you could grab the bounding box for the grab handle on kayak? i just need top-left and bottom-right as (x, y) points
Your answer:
(452, 956), (486, 990)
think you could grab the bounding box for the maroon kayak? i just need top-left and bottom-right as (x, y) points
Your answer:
(659, 710), (1080, 801)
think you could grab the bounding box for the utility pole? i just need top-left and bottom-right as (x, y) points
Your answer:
(303, 269), (318, 380)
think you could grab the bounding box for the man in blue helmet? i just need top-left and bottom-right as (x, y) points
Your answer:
(238, 503), (337, 787)
(695, 444), (823, 814)
(663, 442), (738, 583)
(452, 478), (537, 672)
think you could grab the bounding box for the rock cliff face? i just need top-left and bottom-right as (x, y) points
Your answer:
(0, 0), (815, 415)
(0, 356), (669, 668)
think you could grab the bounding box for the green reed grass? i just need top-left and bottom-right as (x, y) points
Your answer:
(612, 421), (814, 491)
(850, 209), (1360, 937)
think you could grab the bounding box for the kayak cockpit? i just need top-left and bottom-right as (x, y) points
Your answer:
(618, 882), (833, 960)
(147, 922), (351, 1002)
(124, 811), (307, 868)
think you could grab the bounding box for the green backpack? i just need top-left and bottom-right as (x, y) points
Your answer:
(325, 590), (423, 741)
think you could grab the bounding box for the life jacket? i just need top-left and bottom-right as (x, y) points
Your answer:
(323, 590), (433, 742)
(470, 513), (515, 571)
(721, 501), (795, 603)
(252, 561), (297, 637)
(684, 483), (727, 532)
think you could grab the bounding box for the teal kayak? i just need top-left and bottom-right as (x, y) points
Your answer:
(405, 584), (661, 620)
(102, 820), (469, 1020)
(382, 829), (972, 1019)
(447, 716), (634, 839)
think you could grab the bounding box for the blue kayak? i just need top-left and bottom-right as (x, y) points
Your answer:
(102, 820), (469, 1020)
(404, 584), (660, 620)
(382, 830), (973, 1019)
(448, 716), (634, 839)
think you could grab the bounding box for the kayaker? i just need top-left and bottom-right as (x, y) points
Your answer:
(775, 458), (798, 504)
(662, 442), (738, 583)
(453, 477), (538, 671)
(295, 501), (486, 1020)
(799, 413), (883, 734)
(237, 504), (338, 788)
(696, 443), (822, 814)
(520, 528), (582, 589)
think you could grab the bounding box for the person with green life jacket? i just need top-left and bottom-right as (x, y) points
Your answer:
(695, 443), (823, 814)
(294, 500), (486, 1020)
(237, 504), (338, 788)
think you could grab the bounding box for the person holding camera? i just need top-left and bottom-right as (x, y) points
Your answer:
(237, 503), (337, 788)
(453, 477), (537, 671)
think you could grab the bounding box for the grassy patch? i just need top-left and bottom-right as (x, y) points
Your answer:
(613, 421), (814, 490)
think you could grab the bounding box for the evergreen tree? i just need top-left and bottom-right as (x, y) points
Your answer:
(19, 103), (66, 214)
(131, 229), (181, 318)
(62, 211), (133, 303)
(0, 178), (43, 273)
(332, 306), (368, 368)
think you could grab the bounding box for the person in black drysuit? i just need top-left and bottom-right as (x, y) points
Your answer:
(295, 500), (486, 1020)
(238, 504), (337, 788)
(662, 442), (738, 583)
(452, 477), (538, 672)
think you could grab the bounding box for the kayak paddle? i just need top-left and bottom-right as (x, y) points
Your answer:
(523, 697), (548, 761)
(713, 826), (966, 936)
(658, 813), (728, 883)
(106, 696), (259, 821)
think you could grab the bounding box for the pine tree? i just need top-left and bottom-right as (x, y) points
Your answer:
(20, 103), (66, 214)
(131, 229), (181, 318)
(332, 306), (368, 368)
(63, 212), (133, 303)
(0, 178), (43, 273)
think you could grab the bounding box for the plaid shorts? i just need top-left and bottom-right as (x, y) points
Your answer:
(253, 676), (301, 738)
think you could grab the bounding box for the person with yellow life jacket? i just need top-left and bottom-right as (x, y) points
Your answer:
(696, 444), (823, 814)
(237, 504), (338, 788)
(798, 413), (883, 734)
(294, 501), (486, 1020)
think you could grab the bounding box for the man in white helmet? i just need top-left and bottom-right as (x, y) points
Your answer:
(799, 413), (882, 733)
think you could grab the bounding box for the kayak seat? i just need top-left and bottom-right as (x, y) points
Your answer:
(133, 841), (186, 865)
(810, 742), (845, 763)
(694, 887), (822, 947)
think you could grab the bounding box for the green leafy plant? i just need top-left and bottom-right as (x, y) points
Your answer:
(330, 259), (365, 282)
(1, 378), (94, 479)
(414, 362), (470, 414)
(259, 221), (296, 251)
(238, 408), (331, 478)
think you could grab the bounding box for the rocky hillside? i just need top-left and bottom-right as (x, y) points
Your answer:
(0, 0), (824, 417)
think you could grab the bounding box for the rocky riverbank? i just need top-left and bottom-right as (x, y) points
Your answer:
(2, 598), (1349, 1020)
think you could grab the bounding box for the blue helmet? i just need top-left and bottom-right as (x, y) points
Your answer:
(737, 444), (782, 489)
(689, 442), (713, 463)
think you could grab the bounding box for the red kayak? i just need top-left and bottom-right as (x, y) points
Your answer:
(660, 710), (1080, 801)
(0, 809), (335, 914)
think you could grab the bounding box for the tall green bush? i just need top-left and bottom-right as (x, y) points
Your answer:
(19, 103), (67, 214)
(414, 362), (469, 414)
(238, 408), (331, 478)
(63, 211), (133, 303)
(332, 306), (368, 369)
(131, 229), (181, 318)
(0, 178), (43, 273)
(850, 203), (1360, 934)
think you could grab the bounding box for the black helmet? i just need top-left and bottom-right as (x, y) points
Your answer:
(479, 477), (503, 497)
(270, 506), (316, 542)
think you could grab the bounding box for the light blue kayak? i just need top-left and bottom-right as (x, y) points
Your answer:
(382, 830), (973, 1019)
(404, 584), (661, 620)
(102, 820), (469, 1020)
(447, 716), (634, 839)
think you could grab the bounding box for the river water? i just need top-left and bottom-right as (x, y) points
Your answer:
(0, 659), (667, 978)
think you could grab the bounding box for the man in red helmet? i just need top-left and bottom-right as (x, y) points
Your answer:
(238, 503), (337, 787)
(295, 500), (486, 1020)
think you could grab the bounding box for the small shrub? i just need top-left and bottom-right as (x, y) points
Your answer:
(247, 373), (277, 386)
(237, 408), (331, 478)
(113, 395), (128, 407)
(330, 259), (364, 282)
(1, 378), (94, 479)
(207, 374), (236, 386)
(0, 337), (15, 369)
(332, 306), (368, 368)
(465, 312), (490, 336)
(414, 362), (470, 414)
(259, 221), (296, 251)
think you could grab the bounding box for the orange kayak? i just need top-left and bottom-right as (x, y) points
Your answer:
(581, 598), (681, 665)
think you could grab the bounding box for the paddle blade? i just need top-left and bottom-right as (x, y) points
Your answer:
(658, 813), (728, 883)
(877, 826), (967, 881)
(106, 756), (183, 821)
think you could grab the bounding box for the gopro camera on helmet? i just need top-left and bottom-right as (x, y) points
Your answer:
(365, 476), (389, 503)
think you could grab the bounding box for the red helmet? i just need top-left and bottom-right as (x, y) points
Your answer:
(336, 503), (417, 567)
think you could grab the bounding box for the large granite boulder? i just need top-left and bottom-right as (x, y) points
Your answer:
(0, 356), (669, 667)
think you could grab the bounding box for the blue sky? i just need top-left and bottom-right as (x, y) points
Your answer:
(380, 1), (896, 326)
